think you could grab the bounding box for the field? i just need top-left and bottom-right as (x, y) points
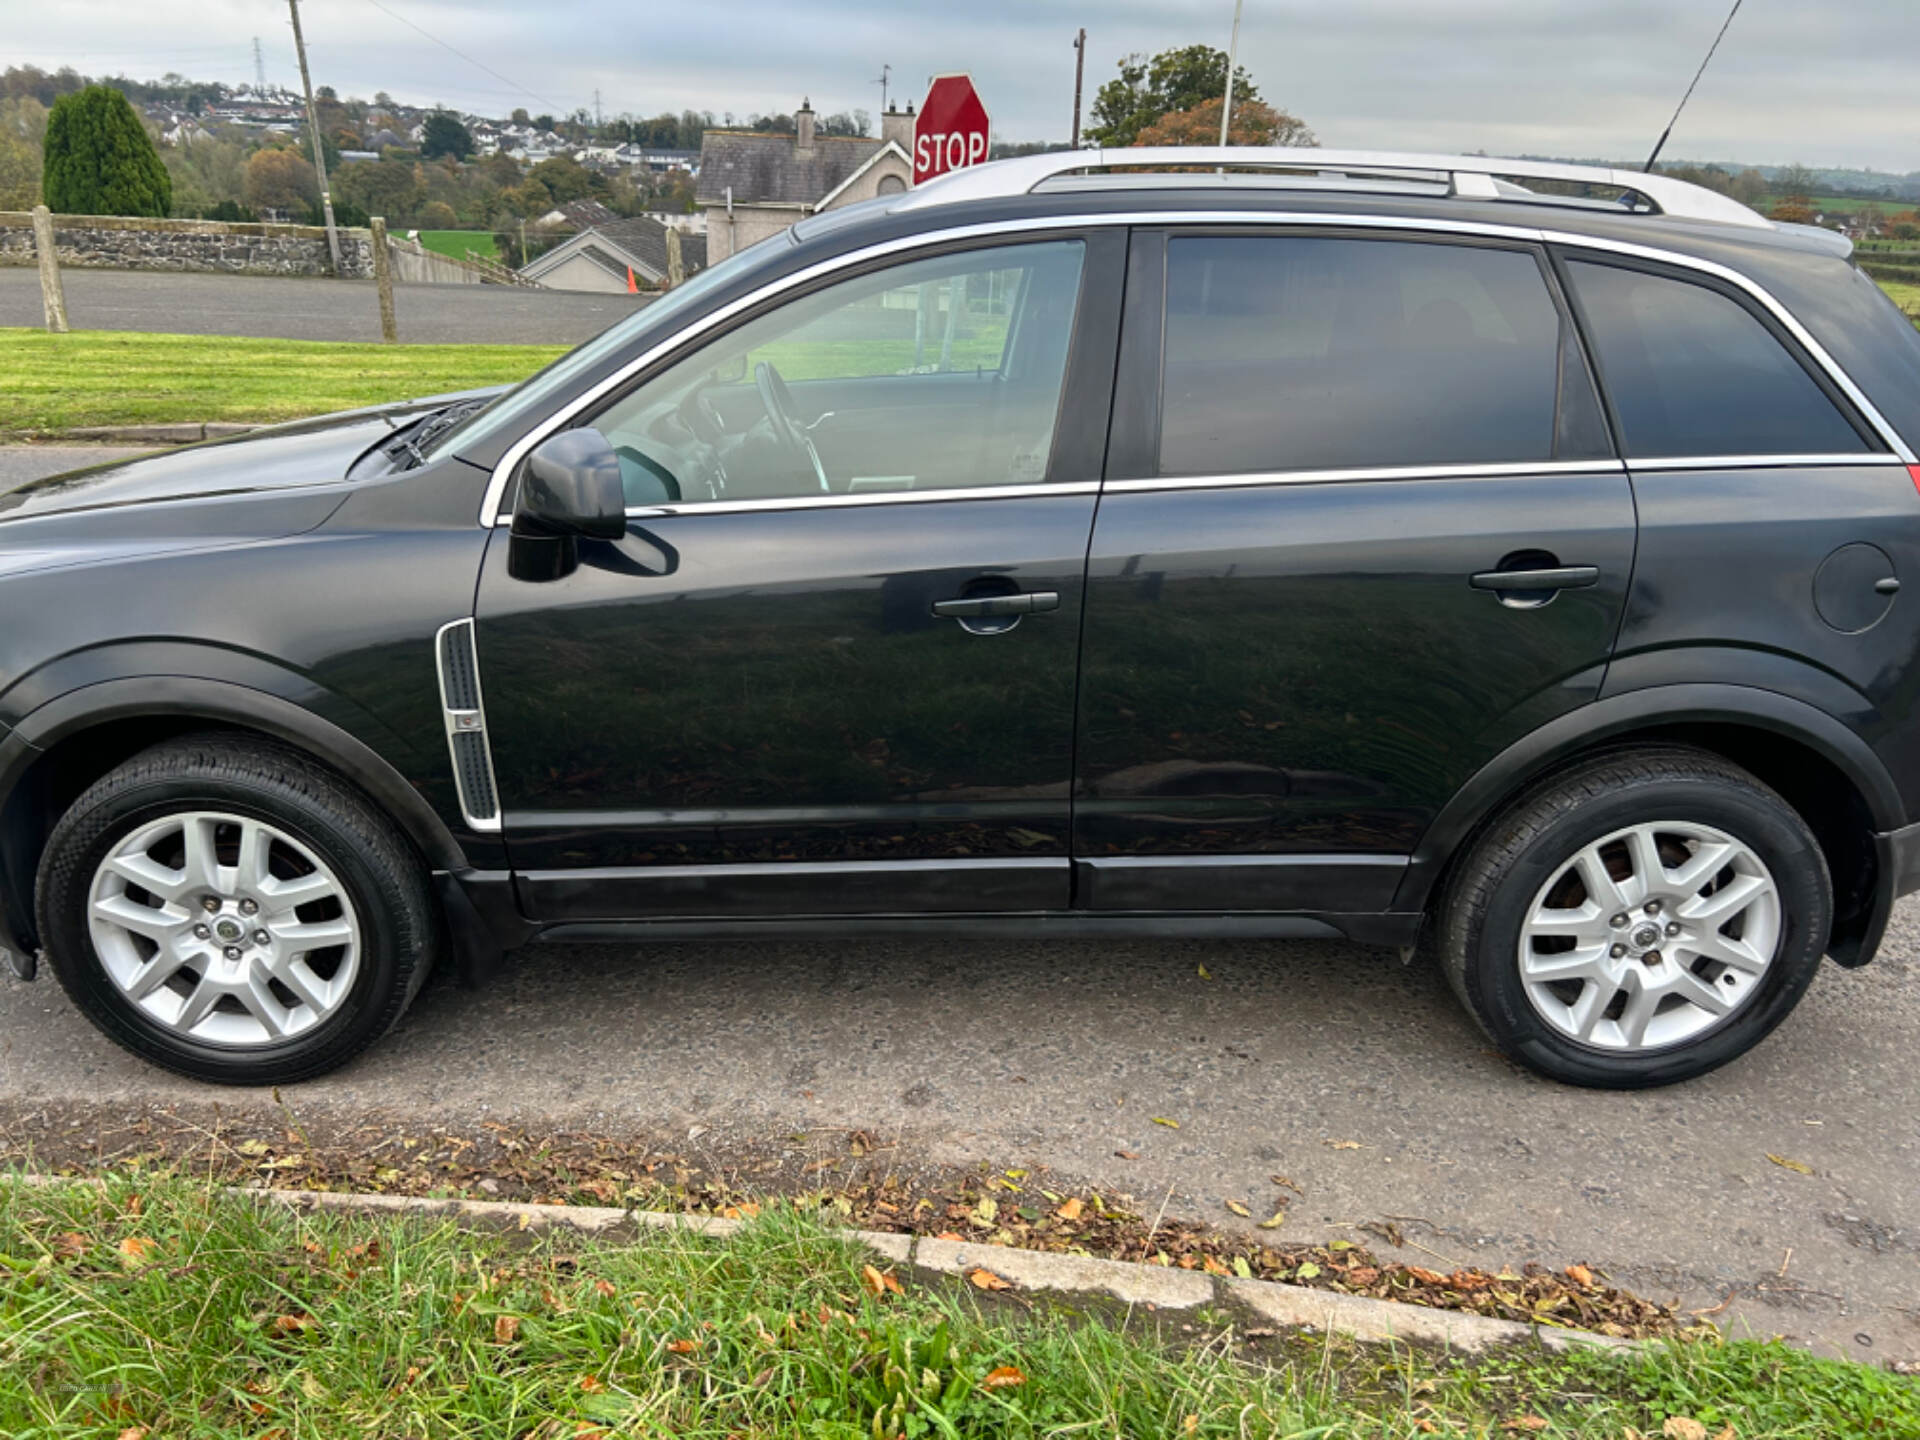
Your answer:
(415, 229), (502, 263)
(2, 1175), (1914, 1438)
(0, 329), (564, 433)
(1881, 280), (1920, 318)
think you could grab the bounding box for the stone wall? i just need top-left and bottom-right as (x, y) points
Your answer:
(0, 212), (375, 279)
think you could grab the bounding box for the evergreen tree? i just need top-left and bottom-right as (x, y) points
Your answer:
(41, 84), (172, 216)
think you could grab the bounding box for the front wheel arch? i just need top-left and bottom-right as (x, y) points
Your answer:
(2, 680), (469, 954)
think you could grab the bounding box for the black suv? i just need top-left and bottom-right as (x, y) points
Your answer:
(7, 148), (1920, 1089)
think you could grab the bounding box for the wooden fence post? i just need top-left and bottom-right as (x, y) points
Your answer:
(369, 216), (398, 344)
(667, 227), (684, 289)
(31, 205), (69, 334)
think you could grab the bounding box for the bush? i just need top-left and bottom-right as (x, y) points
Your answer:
(418, 199), (458, 229)
(42, 84), (172, 217)
(200, 198), (254, 223)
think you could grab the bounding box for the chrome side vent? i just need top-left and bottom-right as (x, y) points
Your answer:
(435, 619), (501, 831)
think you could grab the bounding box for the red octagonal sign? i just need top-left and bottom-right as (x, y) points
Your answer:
(914, 74), (991, 186)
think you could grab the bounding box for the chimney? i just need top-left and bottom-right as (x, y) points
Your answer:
(881, 101), (914, 153)
(795, 97), (814, 154)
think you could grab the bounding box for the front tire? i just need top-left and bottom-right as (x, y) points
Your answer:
(1439, 747), (1831, 1088)
(37, 734), (436, 1085)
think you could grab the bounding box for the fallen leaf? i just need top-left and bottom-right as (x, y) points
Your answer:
(1197, 964), (1212, 980)
(594, 1279), (616, 1298)
(1663, 1420), (1707, 1440)
(116, 1236), (158, 1267)
(1225, 1200), (1251, 1217)
(236, 1139), (271, 1156)
(860, 1264), (902, 1298)
(1114, 1150), (1139, 1160)
(1185, 1416), (1199, 1435)
(967, 1267), (1013, 1292)
(1712, 1429), (1736, 1440)
(1766, 1154), (1814, 1176)
(1407, 1266), (1448, 1286)
(270, 1313), (316, 1336)
(1257, 1210), (1287, 1230)
(578, 1374), (605, 1393)
(116, 1429), (149, 1440)
(982, 1364), (1027, 1390)
(973, 1196), (998, 1225)
(665, 1338), (701, 1355)
(52, 1231), (89, 1258)
(1566, 1263), (1595, 1288)
(1055, 1196), (1084, 1222)
(1151, 1117), (1180, 1129)
(1324, 1139), (1362, 1151)
(1293, 1261), (1321, 1281)
(493, 1315), (520, 1344)
(1504, 1419), (1548, 1434)
(934, 1231), (965, 1242)
(1270, 1174), (1305, 1196)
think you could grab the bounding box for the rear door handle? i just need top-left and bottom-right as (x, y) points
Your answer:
(931, 590), (1060, 618)
(1469, 566), (1599, 592)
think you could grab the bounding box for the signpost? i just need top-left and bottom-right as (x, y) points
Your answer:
(914, 74), (991, 186)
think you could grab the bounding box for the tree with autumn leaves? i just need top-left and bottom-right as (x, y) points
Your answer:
(1089, 44), (1315, 153)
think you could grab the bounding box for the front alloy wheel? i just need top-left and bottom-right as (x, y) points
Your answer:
(1440, 747), (1831, 1088)
(39, 734), (436, 1084)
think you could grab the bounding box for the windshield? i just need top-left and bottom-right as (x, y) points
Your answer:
(420, 243), (767, 465)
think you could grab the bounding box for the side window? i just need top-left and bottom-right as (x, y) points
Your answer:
(1158, 236), (1584, 476)
(589, 240), (1086, 506)
(1564, 259), (1871, 459)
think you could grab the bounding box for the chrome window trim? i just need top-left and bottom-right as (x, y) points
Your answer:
(1104, 460), (1626, 495)
(486, 479), (1101, 525)
(1625, 454), (1902, 473)
(478, 209), (1915, 526)
(433, 617), (503, 834)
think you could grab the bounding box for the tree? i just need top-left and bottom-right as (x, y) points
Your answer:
(421, 111), (473, 161)
(1088, 45), (1261, 148)
(1134, 97), (1315, 149)
(1774, 163), (1820, 198)
(1771, 194), (1816, 225)
(242, 146), (318, 215)
(0, 96), (47, 209)
(41, 83), (172, 216)
(418, 198), (457, 228)
(1729, 168), (1768, 207)
(510, 107), (531, 127)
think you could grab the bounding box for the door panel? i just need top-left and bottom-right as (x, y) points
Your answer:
(476, 491), (1096, 916)
(1074, 471), (1637, 885)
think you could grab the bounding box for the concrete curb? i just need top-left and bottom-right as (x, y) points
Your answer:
(248, 1185), (1630, 1356)
(49, 422), (259, 444)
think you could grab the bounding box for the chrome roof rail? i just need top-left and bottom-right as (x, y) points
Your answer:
(893, 146), (1774, 231)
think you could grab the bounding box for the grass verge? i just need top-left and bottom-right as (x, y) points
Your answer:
(0, 329), (565, 435)
(416, 229), (504, 263)
(1880, 279), (1920, 320)
(2, 1175), (1913, 1438)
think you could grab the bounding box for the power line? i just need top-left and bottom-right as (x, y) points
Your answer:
(359, 0), (574, 114)
(1644, 0), (1744, 173)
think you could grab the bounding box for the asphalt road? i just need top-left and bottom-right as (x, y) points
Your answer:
(0, 266), (648, 344)
(0, 448), (1913, 1364)
(0, 445), (153, 489)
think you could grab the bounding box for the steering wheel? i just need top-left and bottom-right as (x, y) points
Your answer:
(754, 361), (831, 493)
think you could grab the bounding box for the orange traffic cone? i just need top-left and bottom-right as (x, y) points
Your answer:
(626, 266), (638, 294)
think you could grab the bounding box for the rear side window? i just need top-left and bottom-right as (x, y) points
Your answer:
(1158, 236), (1591, 476)
(1564, 259), (1871, 459)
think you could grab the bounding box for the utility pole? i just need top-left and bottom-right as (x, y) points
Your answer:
(287, 0), (342, 275)
(1070, 29), (1086, 148)
(1218, 0), (1244, 147)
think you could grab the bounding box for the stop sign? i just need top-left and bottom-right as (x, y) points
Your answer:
(914, 74), (991, 186)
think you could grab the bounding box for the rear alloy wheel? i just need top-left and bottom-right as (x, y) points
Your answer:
(38, 734), (436, 1084)
(1440, 747), (1831, 1088)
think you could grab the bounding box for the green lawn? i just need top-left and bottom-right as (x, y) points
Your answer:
(416, 228), (502, 263)
(2, 1176), (1913, 1438)
(1879, 280), (1920, 319)
(0, 329), (565, 434)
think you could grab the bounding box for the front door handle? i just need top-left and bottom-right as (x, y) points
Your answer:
(931, 590), (1060, 619)
(1469, 565), (1599, 593)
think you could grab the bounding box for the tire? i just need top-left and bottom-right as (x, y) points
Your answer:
(1438, 746), (1831, 1089)
(36, 732), (437, 1085)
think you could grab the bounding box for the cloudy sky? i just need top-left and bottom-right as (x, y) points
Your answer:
(15, 0), (1920, 172)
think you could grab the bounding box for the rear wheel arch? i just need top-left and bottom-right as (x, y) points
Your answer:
(1398, 686), (1895, 957)
(2, 680), (467, 953)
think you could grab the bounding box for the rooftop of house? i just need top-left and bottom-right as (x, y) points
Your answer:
(695, 128), (890, 208)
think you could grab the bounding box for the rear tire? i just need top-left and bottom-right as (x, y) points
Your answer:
(1438, 746), (1831, 1088)
(37, 733), (436, 1085)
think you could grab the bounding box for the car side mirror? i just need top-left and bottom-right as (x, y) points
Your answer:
(516, 428), (628, 540)
(509, 428), (627, 582)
